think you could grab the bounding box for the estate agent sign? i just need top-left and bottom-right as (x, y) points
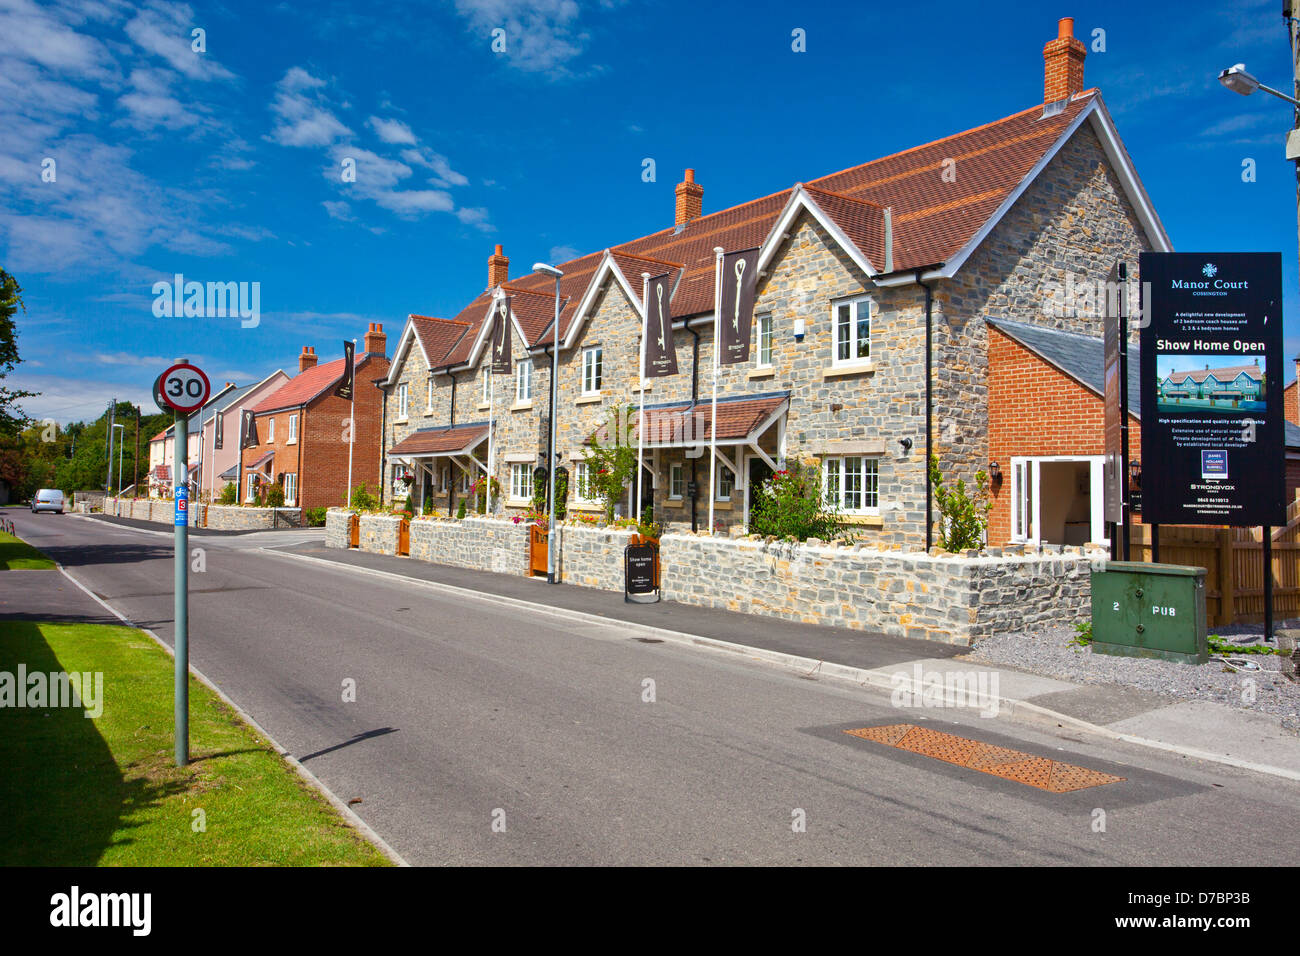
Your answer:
(1138, 252), (1285, 527)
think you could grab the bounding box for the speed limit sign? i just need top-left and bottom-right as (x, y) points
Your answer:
(158, 363), (211, 414)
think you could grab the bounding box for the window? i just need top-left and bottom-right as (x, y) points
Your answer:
(510, 463), (531, 500)
(266, 417), (274, 442)
(669, 463), (684, 500)
(427, 378), (434, 412)
(756, 313), (773, 367)
(716, 464), (734, 502)
(516, 358), (533, 402)
(582, 347), (603, 394)
(461, 469), (472, 494)
(822, 456), (879, 514)
(1012, 460), (1032, 541)
(573, 461), (595, 501)
(246, 474), (257, 503)
(284, 473), (298, 506)
(288, 414), (298, 442)
(397, 383), (409, 419)
(833, 297), (872, 364)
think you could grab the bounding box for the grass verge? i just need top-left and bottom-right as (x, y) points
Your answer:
(0, 620), (391, 866)
(0, 530), (55, 570)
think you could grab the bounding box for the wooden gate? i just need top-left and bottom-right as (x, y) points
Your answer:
(348, 514), (359, 548)
(398, 518), (410, 556)
(530, 524), (548, 576)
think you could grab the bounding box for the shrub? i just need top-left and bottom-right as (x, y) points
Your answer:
(304, 506), (328, 527)
(554, 467), (568, 520)
(928, 455), (991, 552)
(218, 482), (237, 505)
(749, 460), (841, 542)
(532, 468), (547, 512)
(349, 482), (378, 512)
(456, 499), (467, 519)
(468, 475), (500, 514)
(265, 483), (286, 508)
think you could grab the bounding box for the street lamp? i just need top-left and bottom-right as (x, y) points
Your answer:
(112, 423), (125, 496)
(1217, 63), (1299, 105)
(533, 261), (564, 585)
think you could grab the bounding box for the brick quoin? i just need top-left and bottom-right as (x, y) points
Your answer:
(987, 326), (1140, 545)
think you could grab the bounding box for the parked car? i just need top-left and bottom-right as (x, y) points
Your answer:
(31, 489), (64, 514)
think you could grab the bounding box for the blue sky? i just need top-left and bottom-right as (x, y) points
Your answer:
(3, 0), (1298, 423)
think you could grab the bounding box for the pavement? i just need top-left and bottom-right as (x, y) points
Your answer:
(5, 510), (1298, 865)
(271, 537), (1300, 781)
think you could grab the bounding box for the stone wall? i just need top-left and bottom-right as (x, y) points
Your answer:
(326, 508), (355, 548)
(358, 513), (402, 554)
(409, 516), (529, 575)
(100, 497), (300, 530)
(555, 523), (634, 591)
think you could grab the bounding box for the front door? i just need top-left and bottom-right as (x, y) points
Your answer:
(748, 457), (774, 524)
(638, 465), (655, 521)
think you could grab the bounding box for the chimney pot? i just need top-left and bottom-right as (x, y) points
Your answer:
(364, 323), (387, 357)
(675, 168), (704, 227)
(299, 346), (318, 373)
(1042, 16), (1086, 105)
(488, 245), (509, 289)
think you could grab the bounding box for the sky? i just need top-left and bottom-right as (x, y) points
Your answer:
(3, 0), (1299, 424)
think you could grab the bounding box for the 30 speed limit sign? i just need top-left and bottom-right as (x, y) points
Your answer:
(158, 363), (211, 414)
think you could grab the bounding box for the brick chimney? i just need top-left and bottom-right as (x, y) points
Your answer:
(488, 244), (509, 289)
(1043, 17), (1086, 104)
(299, 346), (317, 372)
(675, 169), (703, 227)
(363, 322), (386, 356)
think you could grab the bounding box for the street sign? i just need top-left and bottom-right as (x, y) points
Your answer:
(158, 362), (211, 414)
(152, 372), (171, 414)
(174, 485), (188, 526)
(1138, 252), (1285, 527)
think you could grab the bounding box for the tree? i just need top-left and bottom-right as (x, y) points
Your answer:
(581, 405), (637, 521)
(0, 269), (36, 436)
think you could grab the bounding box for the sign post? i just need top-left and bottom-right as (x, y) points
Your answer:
(1139, 252), (1285, 637)
(624, 541), (660, 604)
(157, 360), (210, 767)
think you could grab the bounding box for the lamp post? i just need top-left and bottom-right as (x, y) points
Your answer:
(112, 424), (125, 496)
(1217, 59), (1300, 287)
(533, 261), (564, 585)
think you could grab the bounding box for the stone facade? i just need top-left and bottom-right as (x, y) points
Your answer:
(100, 498), (299, 530)
(407, 516), (529, 575)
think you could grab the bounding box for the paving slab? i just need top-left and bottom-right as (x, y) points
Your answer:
(1107, 700), (1300, 774)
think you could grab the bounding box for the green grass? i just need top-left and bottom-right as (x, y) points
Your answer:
(0, 530), (55, 570)
(0, 621), (391, 866)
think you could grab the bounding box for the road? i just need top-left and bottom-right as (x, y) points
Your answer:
(9, 509), (1297, 865)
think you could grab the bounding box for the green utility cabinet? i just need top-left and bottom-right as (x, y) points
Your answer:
(1089, 561), (1208, 664)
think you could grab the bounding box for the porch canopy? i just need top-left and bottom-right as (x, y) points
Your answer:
(636, 391), (789, 471)
(247, 450), (274, 476)
(387, 422), (490, 485)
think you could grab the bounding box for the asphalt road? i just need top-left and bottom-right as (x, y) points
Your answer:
(10, 509), (1297, 865)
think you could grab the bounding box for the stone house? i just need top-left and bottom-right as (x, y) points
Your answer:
(382, 18), (1192, 550)
(241, 325), (389, 511)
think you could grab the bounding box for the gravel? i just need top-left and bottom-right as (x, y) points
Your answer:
(966, 623), (1300, 733)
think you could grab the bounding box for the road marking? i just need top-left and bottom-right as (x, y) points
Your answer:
(845, 724), (1126, 792)
(53, 562), (409, 866)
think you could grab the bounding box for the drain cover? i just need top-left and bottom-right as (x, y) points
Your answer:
(844, 724), (1125, 793)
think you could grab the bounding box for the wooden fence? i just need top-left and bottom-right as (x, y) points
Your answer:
(1126, 498), (1300, 627)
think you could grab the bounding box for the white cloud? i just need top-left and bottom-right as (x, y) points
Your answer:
(268, 67), (352, 147)
(123, 0), (233, 81)
(549, 244), (580, 263)
(367, 115), (417, 144)
(451, 0), (587, 74)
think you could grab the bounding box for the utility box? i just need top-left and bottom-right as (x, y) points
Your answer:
(1090, 561), (1208, 664)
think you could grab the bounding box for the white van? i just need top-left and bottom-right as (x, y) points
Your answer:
(31, 489), (65, 514)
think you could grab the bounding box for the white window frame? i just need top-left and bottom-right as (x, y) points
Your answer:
(287, 413), (298, 443)
(573, 461), (597, 502)
(427, 377), (434, 413)
(832, 296), (872, 367)
(756, 313), (773, 368)
(284, 472), (298, 507)
(669, 463), (684, 500)
(822, 456), (880, 515)
(582, 347), (603, 395)
(715, 463), (734, 502)
(266, 417), (274, 443)
(1008, 455), (1107, 547)
(397, 383), (409, 419)
(516, 358), (533, 402)
(510, 462), (531, 501)
(245, 474), (257, 503)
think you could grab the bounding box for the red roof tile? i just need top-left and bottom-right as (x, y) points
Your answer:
(388, 423), (489, 456)
(251, 352), (377, 413)
(638, 394), (788, 445)
(410, 315), (470, 368)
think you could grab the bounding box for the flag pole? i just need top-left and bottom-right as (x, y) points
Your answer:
(637, 272), (650, 521)
(709, 246), (723, 536)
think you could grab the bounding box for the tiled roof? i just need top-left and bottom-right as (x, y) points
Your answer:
(409, 315), (470, 368)
(150, 465), (171, 482)
(248, 450), (275, 471)
(252, 352), (375, 413)
(987, 318), (1300, 450)
(639, 392), (789, 445)
(1165, 364), (1263, 385)
(388, 423), (489, 457)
